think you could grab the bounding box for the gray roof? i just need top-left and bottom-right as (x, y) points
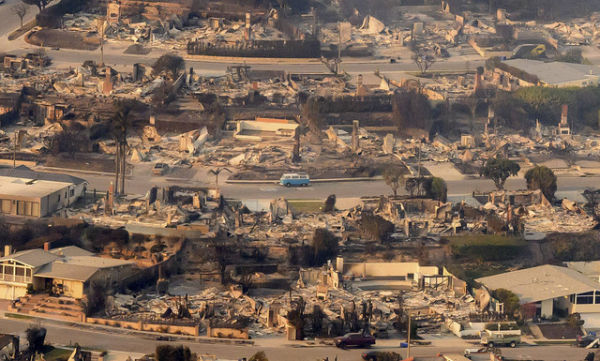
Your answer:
(34, 256), (134, 282)
(34, 262), (99, 282)
(477, 265), (600, 303)
(0, 166), (86, 185)
(0, 249), (60, 268)
(49, 246), (93, 257)
(502, 59), (600, 85)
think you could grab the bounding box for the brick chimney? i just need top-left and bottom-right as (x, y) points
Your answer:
(561, 104), (568, 125)
(43, 242), (50, 251)
(4, 245), (12, 257)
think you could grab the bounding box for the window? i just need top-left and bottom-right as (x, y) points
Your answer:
(70, 189), (75, 197)
(0, 199), (11, 214)
(577, 292), (594, 304)
(15, 201), (39, 216)
(595, 291), (600, 304)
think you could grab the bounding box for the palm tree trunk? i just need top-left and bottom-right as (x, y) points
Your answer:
(120, 142), (126, 195)
(114, 144), (120, 196)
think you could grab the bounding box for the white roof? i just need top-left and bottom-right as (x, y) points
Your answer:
(477, 265), (600, 303)
(502, 59), (600, 85)
(0, 175), (71, 199)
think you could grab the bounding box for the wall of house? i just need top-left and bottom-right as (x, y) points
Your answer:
(541, 299), (553, 318)
(342, 261), (439, 280)
(87, 264), (138, 291)
(86, 317), (200, 336)
(52, 279), (84, 298)
(0, 284), (27, 300)
(207, 326), (249, 339)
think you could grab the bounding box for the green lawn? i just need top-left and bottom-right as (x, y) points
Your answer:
(44, 347), (73, 361)
(4, 313), (33, 320)
(287, 199), (324, 214)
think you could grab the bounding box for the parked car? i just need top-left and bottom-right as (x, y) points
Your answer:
(334, 333), (376, 348)
(480, 330), (520, 348)
(577, 334), (599, 348)
(279, 173), (310, 187)
(153, 162), (168, 175)
(361, 351), (401, 361)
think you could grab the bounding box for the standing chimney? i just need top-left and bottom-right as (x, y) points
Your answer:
(561, 104), (568, 125)
(43, 242), (50, 251)
(4, 245), (12, 257)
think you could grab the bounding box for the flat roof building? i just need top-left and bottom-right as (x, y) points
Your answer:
(0, 166), (87, 217)
(493, 59), (600, 89)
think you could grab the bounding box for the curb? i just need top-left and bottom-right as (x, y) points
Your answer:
(2, 312), (254, 346)
(225, 176), (383, 184)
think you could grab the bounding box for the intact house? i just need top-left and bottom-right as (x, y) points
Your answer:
(477, 265), (600, 327)
(490, 59), (600, 90)
(0, 245), (136, 300)
(0, 166), (87, 217)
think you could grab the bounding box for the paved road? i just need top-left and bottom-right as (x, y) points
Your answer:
(59, 164), (597, 205)
(0, 0), (38, 42)
(0, 318), (592, 361)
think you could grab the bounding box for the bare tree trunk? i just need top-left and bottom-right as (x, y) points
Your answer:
(120, 142), (126, 195)
(114, 144), (120, 196)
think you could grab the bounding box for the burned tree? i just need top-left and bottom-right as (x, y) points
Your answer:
(391, 89), (432, 135)
(412, 53), (435, 75)
(111, 100), (134, 196)
(12, 3), (28, 28)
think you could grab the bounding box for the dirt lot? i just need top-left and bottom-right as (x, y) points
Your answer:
(45, 153), (124, 173)
(538, 323), (583, 339)
(27, 30), (100, 50)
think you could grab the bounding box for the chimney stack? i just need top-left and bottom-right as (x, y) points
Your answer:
(43, 242), (50, 251)
(4, 245), (12, 257)
(561, 104), (568, 125)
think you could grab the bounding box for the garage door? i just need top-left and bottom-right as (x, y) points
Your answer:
(0, 285), (15, 300)
(581, 313), (600, 329)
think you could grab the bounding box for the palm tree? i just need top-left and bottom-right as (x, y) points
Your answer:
(111, 100), (134, 195)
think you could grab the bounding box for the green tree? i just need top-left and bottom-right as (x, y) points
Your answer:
(152, 54), (185, 80)
(525, 165), (557, 201)
(429, 177), (447, 202)
(480, 156), (520, 190)
(312, 228), (338, 266)
(492, 288), (520, 318)
(383, 167), (405, 197)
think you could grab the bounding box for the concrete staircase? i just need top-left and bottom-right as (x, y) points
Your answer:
(11, 294), (85, 322)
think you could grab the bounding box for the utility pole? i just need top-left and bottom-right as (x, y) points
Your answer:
(407, 312), (412, 359)
(97, 18), (105, 66)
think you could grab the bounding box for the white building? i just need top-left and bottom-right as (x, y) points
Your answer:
(477, 265), (600, 327)
(0, 166), (87, 217)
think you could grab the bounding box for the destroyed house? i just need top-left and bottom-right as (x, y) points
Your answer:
(477, 265), (600, 327)
(0, 246), (136, 300)
(0, 166), (87, 217)
(0, 333), (18, 361)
